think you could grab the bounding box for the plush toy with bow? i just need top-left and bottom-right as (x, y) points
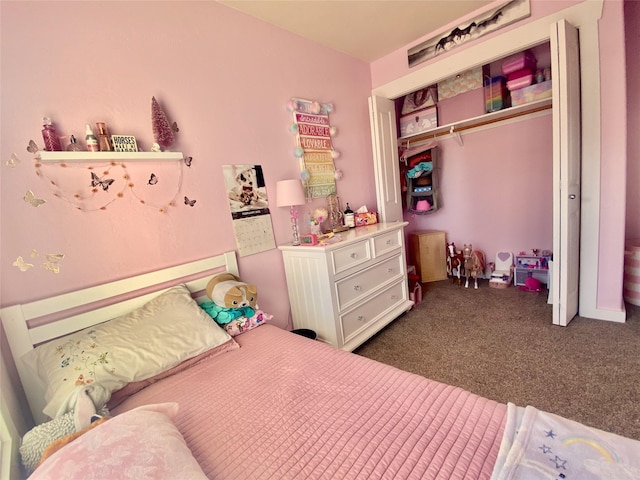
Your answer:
(200, 273), (257, 324)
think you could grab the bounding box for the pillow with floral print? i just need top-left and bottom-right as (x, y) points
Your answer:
(23, 284), (237, 419)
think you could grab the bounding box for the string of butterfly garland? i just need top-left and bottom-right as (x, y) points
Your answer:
(12, 139), (197, 212)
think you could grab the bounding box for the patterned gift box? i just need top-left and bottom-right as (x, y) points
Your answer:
(511, 80), (552, 106)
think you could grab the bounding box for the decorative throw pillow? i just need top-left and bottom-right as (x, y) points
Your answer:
(30, 403), (208, 480)
(23, 284), (236, 418)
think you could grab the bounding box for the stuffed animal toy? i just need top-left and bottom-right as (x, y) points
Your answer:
(201, 273), (258, 324)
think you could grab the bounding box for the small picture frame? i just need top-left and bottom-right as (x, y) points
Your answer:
(111, 135), (138, 152)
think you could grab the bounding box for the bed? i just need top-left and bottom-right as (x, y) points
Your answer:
(2, 251), (639, 480)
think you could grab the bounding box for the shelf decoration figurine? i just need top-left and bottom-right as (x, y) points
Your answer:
(309, 207), (328, 235)
(276, 179), (306, 246)
(151, 96), (176, 149)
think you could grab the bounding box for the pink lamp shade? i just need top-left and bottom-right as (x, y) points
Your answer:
(276, 179), (305, 207)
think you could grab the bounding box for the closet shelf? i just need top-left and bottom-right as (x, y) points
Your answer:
(398, 98), (552, 144)
(37, 151), (184, 163)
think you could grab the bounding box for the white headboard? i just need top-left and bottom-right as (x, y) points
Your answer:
(1, 251), (238, 427)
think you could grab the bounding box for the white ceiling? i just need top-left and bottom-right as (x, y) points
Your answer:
(218, 0), (494, 62)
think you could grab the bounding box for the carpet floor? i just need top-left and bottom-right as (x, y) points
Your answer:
(355, 279), (640, 441)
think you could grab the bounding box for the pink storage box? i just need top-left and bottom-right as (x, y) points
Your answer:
(399, 106), (438, 137)
(502, 50), (537, 76)
(511, 80), (552, 106)
(506, 68), (534, 91)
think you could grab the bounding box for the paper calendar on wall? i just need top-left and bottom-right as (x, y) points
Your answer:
(223, 164), (276, 257)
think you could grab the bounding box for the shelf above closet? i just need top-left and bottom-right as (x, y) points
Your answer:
(37, 151), (184, 163)
(398, 97), (551, 145)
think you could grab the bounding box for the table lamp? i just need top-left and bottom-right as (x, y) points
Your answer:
(276, 179), (306, 246)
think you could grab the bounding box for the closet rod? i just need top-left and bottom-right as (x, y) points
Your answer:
(400, 101), (552, 147)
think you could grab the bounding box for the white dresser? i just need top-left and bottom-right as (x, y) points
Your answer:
(278, 222), (413, 351)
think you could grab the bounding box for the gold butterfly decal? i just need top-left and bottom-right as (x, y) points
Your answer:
(184, 156), (193, 167)
(171, 122), (179, 133)
(6, 153), (20, 168)
(27, 140), (39, 154)
(13, 256), (34, 272)
(184, 196), (196, 207)
(90, 172), (115, 191)
(24, 190), (46, 207)
(148, 173), (158, 185)
(42, 253), (64, 274)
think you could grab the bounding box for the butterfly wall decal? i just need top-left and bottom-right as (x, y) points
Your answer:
(148, 173), (158, 185)
(6, 153), (20, 168)
(184, 156), (193, 167)
(24, 190), (46, 207)
(172, 122), (179, 133)
(27, 140), (39, 154)
(90, 172), (115, 191)
(184, 196), (196, 207)
(42, 253), (64, 274)
(13, 256), (34, 272)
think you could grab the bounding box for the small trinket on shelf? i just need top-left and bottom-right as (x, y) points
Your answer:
(41, 117), (62, 151)
(85, 124), (99, 152)
(66, 135), (82, 152)
(96, 122), (112, 151)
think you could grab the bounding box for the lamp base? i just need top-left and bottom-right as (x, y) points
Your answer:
(290, 205), (301, 246)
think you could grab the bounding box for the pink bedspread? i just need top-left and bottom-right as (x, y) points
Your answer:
(112, 325), (507, 479)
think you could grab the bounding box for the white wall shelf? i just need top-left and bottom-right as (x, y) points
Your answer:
(398, 98), (552, 144)
(36, 151), (184, 163)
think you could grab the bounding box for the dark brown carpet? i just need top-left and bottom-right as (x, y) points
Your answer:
(355, 279), (640, 441)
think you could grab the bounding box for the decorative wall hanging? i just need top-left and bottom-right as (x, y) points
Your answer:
(287, 98), (340, 199)
(407, 0), (530, 68)
(223, 164), (276, 257)
(31, 158), (187, 213)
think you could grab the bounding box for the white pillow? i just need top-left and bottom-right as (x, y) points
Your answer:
(23, 284), (235, 418)
(30, 403), (208, 480)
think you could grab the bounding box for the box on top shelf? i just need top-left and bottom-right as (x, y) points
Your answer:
(511, 80), (552, 106)
(399, 105), (438, 137)
(401, 86), (437, 115)
(506, 68), (535, 91)
(484, 76), (510, 113)
(502, 50), (537, 76)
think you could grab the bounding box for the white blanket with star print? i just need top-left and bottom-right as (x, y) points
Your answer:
(491, 403), (640, 480)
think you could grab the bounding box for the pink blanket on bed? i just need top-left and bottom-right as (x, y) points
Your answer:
(112, 325), (507, 479)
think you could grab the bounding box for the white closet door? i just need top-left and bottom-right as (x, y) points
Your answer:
(368, 96), (403, 223)
(551, 19), (581, 326)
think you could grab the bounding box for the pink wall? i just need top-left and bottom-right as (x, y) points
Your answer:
(371, 0), (632, 312)
(0, 2), (376, 330)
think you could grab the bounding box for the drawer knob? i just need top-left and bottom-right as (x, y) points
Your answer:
(386, 239), (392, 245)
(391, 295), (398, 300)
(357, 315), (365, 322)
(388, 268), (394, 273)
(353, 285), (361, 291)
(350, 252), (357, 259)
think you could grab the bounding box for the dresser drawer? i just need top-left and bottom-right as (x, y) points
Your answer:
(336, 254), (404, 309)
(372, 228), (403, 257)
(331, 240), (371, 275)
(341, 281), (405, 342)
